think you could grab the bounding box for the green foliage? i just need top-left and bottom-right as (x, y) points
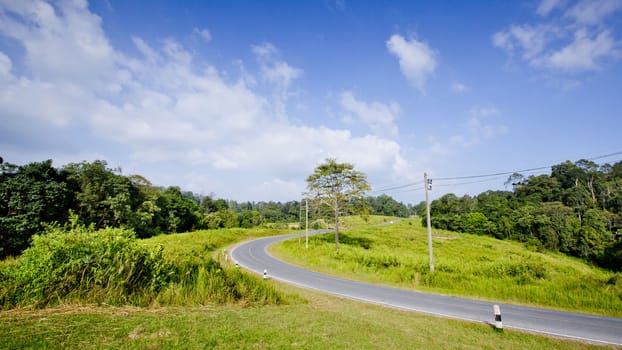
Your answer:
(365, 194), (412, 217)
(426, 159), (622, 270)
(0, 160), (72, 258)
(0, 224), (287, 309)
(0, 225), (171, 308)
(276, 220), (622, 316)
(1, 159), (408, 257)
(306, 158), (371, 252)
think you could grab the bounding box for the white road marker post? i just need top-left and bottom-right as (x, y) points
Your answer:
(493, 304), (503, 331)
(263, 269), (268, 280)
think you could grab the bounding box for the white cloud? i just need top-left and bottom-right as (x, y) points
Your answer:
(340, 91), (399, 138)
(537, 0), (564, 16)
(492, 24), (554, 61)
(442, 107), (507, 149)
(464, 116), (508, 143)
(0, 0), (120, 92)
(565, 0), (622, 25)
(193, 27), (212, 42)
(547, 29), (617, 70)
(0, 0), (414, 201)
(493, 0), (622, 73)
(252, 43), (303, 120)
(386, 34), (438, 92)
(0, 51), (12, 81)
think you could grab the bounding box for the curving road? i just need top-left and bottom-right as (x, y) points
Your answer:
(231, 232), (622, 346)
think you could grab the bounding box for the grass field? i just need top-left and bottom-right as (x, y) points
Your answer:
(1, 286), (614, 350)
(274, 217), (622, 317)
(1, 221), (620, 348)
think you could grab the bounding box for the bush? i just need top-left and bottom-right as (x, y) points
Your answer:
(0, 225), (287, 309)
(0, 225), (171, 308)
(157, 259), (284, 306)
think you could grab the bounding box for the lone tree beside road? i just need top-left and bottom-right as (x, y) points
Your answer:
(306, 159), (370, 252)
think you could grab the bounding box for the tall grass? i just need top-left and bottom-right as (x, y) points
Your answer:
(275, 218), (622, 316)
(0, 226), (286, 309)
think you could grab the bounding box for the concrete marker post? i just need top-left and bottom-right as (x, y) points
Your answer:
(493, 304), (503, 331)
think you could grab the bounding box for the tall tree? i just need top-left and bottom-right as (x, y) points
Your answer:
(306, 159), (370, 252)
(0, 160), (72, 258)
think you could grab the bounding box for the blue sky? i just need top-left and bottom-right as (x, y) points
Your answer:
(1, 0), (621, 203)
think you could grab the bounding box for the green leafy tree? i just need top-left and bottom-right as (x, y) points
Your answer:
(306, 159), (370, 252)
(0, 160), (72, 258)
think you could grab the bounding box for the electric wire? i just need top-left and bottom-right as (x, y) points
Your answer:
(368, 150), (622, 195)
(434, 150), (622, 182)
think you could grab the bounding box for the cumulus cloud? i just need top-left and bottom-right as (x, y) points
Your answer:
(340, 91), (399, 138)
(0, 0), (413, 200)
(565, 0), (622, 25)
(493, 0), (622, 73)
(386, 34), (438, 92)
(548, 29), (616, 70)
(537, 0), (564, 16)
(252, 42), (303, 120)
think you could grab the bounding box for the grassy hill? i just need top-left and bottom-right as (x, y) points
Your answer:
(274, 217), (622, 317)
(1, 221), (619, 348)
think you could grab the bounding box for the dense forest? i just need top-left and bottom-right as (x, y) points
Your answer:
(421, 159), (622, 271)
(0, 159), (412, 259)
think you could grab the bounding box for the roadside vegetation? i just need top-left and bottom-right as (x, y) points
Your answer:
(0, 284), (613, 349)
(0, 223), (285, 310)
(275, 218), (622, 317)
(1, 222), (618, 348)
(0, 159), (413, 259)
(1, 155), (621, 347)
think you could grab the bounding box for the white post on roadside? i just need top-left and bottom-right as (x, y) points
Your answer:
(493, 304), (503, 331)
(305, 198), (309, 249)
(424, 172), (434, 273)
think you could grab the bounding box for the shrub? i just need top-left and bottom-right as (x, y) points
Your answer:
(0, 225), (287, 310)
(0, 225), (171, 308)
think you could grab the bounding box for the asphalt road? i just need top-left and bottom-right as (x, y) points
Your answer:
(230, 232), (622, 346)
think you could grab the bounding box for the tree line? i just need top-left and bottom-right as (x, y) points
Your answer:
(419, 159), (622, 270)
(0, 159), (412, 259)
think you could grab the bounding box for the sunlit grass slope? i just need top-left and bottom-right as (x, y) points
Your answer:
(1, 224), (616, 348)
(141, 227), (285, 263)
(274, 218), (622, 316)
(0, 287), (612, 350)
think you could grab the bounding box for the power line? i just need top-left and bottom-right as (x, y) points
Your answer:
(387, 186), (425, 194)
(434, 166), (551, 182)
(434, 150), (622, 182)
(588, 150), (622, 162)
(372, 180), (424, 193)
(433, 176), (509, 188)
(366, 150), (622, 196)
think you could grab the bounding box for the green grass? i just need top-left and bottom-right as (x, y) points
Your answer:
(0, 226), (289, 309)
(140, 227), (285, 263)
(1, 223), (619, 348)
(0, 286), (613, 349)
(274, 218), (622, 317)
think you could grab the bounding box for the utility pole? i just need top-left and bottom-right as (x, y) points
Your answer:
(305, 198), (309, 249)
(424, 172), (434, 272)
